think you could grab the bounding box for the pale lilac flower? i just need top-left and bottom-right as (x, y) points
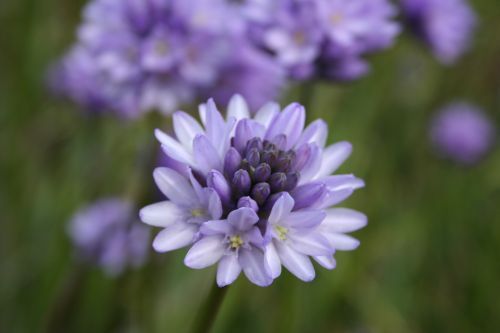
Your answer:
(141, 96), (366, 286)
(430, 102), (495, 164)
(402, 0), (477, 65)
(68, 198), (149, 276)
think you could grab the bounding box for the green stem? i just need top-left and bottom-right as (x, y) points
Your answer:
(190, 284), (229, 333)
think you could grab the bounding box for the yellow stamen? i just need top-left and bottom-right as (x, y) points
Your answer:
(229, 235), (244, 250)
(275, 225), (289, 241)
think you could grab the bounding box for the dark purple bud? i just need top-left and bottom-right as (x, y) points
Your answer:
(246, 148), (260, 167)
(251, 182), (271, 206)
(276, 153), (293, 172)
(253, 163), (271, 182)
(261, 150), (278, 168)
(271, 134), (287, 150)
(232, 169), (251, 196)
(237, 196), (259, 212)
(263, 140), (276, 151)
(245, 137), (263, 153)
(207, 170), (232, 206)
(269, 172), (287, 192)
(291, 183), (326, 210)
(224, 147), (242, 178)
(283, 172), (299, 191)
(293, 144), (311, 171)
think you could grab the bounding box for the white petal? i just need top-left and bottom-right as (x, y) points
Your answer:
(254, 102), (279, 127)
(227, 94), (250, 120)
(217, 254), (242, 287)
(139, 201), (184, 227)
(173, 111), (204, 151)
(324, 233), (360, 251)
(315, 141), (352, 179)
(264, 243), (282, 279)
(184, 236), (225, 269)
(153, 168), (197, 206)
(323, 208), (368, 233)
(155, 129), (194, 165)
(313, 255), (337, 270)
(152, 223), (197, 252)
(239, 249), (273, 287)
(268, 193), (294, 225)
(275, 241), (315, 282)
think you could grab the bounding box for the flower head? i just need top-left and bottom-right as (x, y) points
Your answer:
(430, 102), (495, 164)
(141, 95), (366, 286)
(402, 0), (477, 65)
(68, 198), (150, 276)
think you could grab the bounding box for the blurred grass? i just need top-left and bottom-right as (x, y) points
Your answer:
(1, 0), (500, 332)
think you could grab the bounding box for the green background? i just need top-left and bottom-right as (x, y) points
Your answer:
(1, 0), (499, 332)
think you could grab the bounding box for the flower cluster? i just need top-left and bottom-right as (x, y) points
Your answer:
(402, 0), (477, 65)
(140, 96), (366, 286)
(52, 0), (399, 117)
(68, 198), (150, 276)
(430, 102), (495, 165)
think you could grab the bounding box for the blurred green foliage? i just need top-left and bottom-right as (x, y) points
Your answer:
(1, 0), (500, 332)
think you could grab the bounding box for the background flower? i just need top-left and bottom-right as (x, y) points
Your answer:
(429, 102), (496, 164)
(68, 198), (150, 276)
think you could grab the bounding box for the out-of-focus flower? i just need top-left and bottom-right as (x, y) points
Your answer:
(141, 95), (366, 286)
(402, 0), (477, 65)
(52, 0), (282, 118)
(430, 102), (495, 164)
(68, 198), (149, 276)
(52, 0), (400, 117)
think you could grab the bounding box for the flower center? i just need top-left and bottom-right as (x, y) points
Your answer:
(154, 41), (169, 56)
(275, 225), (289, 241)
(191, 208), (205, 217)
(330, 13), (343, 25)
(228, 235), (244, 250)
(226, 137), (301, 215)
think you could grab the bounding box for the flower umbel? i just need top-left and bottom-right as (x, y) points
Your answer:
(140, 95), (366, 286)
(69, 198), (149, 276)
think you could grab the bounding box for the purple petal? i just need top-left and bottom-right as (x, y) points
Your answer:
(227, 94), (250, 120)
(234, 119), (265, 153)
(288, 232), (334, 256)
(264, 243), (282, 279)
(173, 111), (204, 150)
(316, 141), (353, 178)
(227, 207), (259, 232)
(207, 170), (232, 206)
(193, 134), (222, 174)
(324, 233), (360, 251)
(239, 248), (273, 287)
(296, 119), (328, 148)
(265, 103), (305, 149)
(315, 188), (354, 209)
(254, 102), (279, 127)
(323, 208), (368, 233)
(217, 254), (242, 287)
(139, 201), (184, 227)
(153, 168), (197, 206)
(268, 192), (294, 224)
(155, 129), (194, 165)
(152, 223), (197, 253)
(313, 255), (337, 270)
(320, 175), (365, 191)
(275, 241), (315, 282)
(298, 144), (322, 184)
(290, 183), (327, 210)
(200, 220), (232, 236)
(184, 236), (225, 269)
(205, 188), (223, 220)
(284, 210), (326, 229)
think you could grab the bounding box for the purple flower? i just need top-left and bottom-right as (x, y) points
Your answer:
(52, 0), (284, 118)
(402, 0), (477, 65)
(430, 102), (495, 164)
(68, 198), (149, 276)
(141, 95), (366, 286)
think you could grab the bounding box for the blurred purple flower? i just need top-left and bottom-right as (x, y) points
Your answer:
(402, 0), (477, 65)
(430, 102), (495, 164)
(68, 198), (149, 276)
(141, 95), (366, 286)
